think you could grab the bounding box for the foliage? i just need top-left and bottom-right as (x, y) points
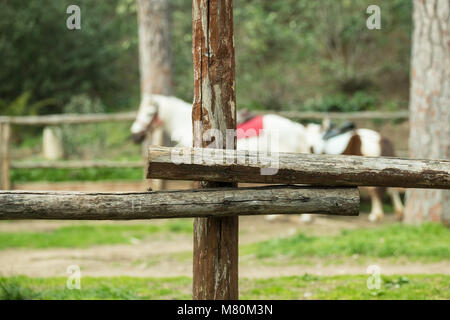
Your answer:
(0, 0), (139, 113)
(303, 91), (379, 112)
(0, 277), (41, 300)
(0, 92), (56, 116)
(0, 0), (412, 114)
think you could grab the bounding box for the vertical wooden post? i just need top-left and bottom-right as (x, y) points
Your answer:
(192, 0), (238, 299)
(0, 122), (11, 190)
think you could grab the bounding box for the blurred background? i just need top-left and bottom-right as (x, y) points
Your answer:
(0, 0), (448, 300)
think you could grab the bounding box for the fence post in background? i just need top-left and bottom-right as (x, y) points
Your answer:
(43, 126), (64, 160)
(0, 122), (11, 190)
(150, 126), (166, 190)
(192, 0), (238, 300)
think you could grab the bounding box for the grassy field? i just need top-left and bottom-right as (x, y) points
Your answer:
(242, 223), (450, 262)
(0, 221), (193, 249)
(11, 167), (144, 183)
(1, 214), (448, 300)
(0, 222), (447, 263)
(1, 275), (448, 300)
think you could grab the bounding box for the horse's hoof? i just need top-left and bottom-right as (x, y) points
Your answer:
(368, 214), (382, 223)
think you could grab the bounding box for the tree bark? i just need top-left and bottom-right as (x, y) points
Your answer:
(192, 0), (238, 300)
(137, 0), (173, 96)
(137, 0), (172, 188)
(405, 0), (450, 225)
(0, 186), (359, 220)
(147, 146), (450, 189)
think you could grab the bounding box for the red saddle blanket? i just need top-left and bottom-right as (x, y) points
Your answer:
(237, 115), (264, 139)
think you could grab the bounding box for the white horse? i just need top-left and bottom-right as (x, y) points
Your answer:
(131, 94), (311, 221)
(131, 94), (309, 153)
(304, 121), (404, 222)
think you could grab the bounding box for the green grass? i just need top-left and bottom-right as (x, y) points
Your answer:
(1, 275), (448, 300)
(11, 167), (144, 183)
(0, 222), (448, 264)
(0, 220), (193, 249)
(242, 223), (450, 262)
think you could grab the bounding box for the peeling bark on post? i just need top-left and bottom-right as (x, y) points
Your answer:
(0, 123), (11, 190)
(192, 0), (238, 300)
(405, 0), (450, 224)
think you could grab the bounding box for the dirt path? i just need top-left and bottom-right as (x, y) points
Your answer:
(1, 243), (449, 278)
(1, 215), (448, 278)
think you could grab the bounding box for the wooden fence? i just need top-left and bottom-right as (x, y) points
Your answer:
(0, 0), (447, 301)
(0, 110), (410, 190)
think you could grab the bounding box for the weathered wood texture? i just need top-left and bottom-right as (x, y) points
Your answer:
(0, 123), (11, 190)
(192, 0), (238, 300)
(405, 0), (450, 224)
(11, 160), (144, 169)
(253, 110), (409, 120)
(0, 112), (136, 126)
(148, 146), (450, 189)
(0, 186), (359, 220)
(0, 111), (410, 126)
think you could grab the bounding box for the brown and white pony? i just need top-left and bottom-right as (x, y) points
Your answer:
(304, 121), (404, 222)
(130, 94), (309, 153)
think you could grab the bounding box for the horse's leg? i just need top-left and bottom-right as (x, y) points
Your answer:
(368, 187), (384, 222)
(389, 188), (404, 221)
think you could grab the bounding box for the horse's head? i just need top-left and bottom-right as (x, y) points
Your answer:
(131, 94), (159, 144)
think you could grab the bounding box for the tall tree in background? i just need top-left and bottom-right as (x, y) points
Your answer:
(137, 0), (173, 96)
(137, 0), (173, 189)
(405, 0), (449, 225)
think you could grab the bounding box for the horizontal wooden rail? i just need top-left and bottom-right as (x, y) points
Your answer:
(148, 146), (450, 189)
(0, 112), (137, 125)
(0, 111), (409, 126)
(252, 110), (409, 120)
(0, 186), (359, 220)
(11, 160), (144, 169)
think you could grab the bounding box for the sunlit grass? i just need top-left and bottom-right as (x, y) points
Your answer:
(241, 223), (450, 262)
(0, 220), (193, 249)
(1, 274), (448, 300)
(11, 167), (144, 183)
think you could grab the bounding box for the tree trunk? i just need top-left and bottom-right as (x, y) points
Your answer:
(137, 0), (173, 96)
(137, 0), (173, 189)
(192, 0), (238, 300)
(405, 0), (450, 225)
